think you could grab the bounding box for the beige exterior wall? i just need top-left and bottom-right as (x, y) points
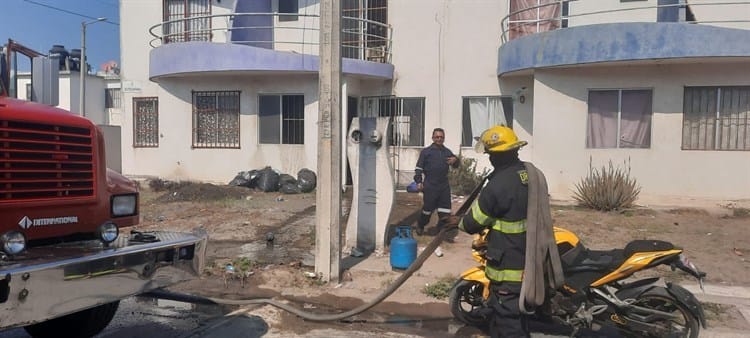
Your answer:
(688, 0), (750, 29)
(123, 74), (321, 183)
(388, 0), (510, 178)
(211, 0), (236, 43)
(118, 0), (750, 199)
(567, 0), (657, 27)
(121, 0), (171, 177)
(274, 1), (320, 55)
(530, 63), (750, 200)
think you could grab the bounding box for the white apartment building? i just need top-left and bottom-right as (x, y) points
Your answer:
(17, 72), (121, 127)
(119, 0), (750, 201)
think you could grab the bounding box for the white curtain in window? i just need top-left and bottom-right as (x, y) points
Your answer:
(469, 98), (489, 141)
(165, 0), (186, 41)
(489, 97), (507, 127)
(509, 0), (561, 40)
(468, 97), (507, 146)
(682, 87), (717, 150)
(188, 0), (210, 41)
(587, 91), (619, 148)
(620, 90), (652, 148)
(588, 90), (652, 148)
(718, 87), (750, 150)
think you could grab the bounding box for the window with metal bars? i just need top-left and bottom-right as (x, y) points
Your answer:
(192, 91), (240, 148)
(258, 94), (305, 144)
(361, 96), (425, 147)
(508, 0), (565, 41)
(105, 88), (121, 109)
(342, 0), (388, 61)
(133, 97), (159, 148)
(163, 0), (211, 43)
(682, 86), (750, 151)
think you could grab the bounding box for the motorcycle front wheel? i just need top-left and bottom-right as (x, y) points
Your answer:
(621, 291), (699, 338)
(449, 279), (489, 327)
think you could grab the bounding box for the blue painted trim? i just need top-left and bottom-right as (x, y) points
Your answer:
(150, 42), (394, 80)
(498, 23), (750, 76)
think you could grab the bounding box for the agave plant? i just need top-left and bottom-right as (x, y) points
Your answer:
(573, 158), (641, 211)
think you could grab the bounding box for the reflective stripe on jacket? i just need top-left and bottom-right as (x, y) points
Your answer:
(458, 159), (529, 283)
(485, 265), (524, 283)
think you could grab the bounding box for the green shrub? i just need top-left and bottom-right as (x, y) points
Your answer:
(573, 158), (641, 211)
(422, 275), (456, 300)
(448, 155), (490, 196)
(733, 207), (750, 218)
(231, 256), (257, 273)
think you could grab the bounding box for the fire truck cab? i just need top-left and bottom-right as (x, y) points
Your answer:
(0, 39), (206, 337)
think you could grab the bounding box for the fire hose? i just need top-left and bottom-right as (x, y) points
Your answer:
(145, 227), (450, 322)
(144, 176), (489, 322)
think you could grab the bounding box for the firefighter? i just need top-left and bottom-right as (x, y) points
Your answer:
(458, 125), (530, 338)
(413, 128), (459, 236)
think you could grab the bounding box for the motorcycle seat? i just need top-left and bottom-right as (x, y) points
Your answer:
(623, 240), (675, 258)
(569, 248), (625, 272)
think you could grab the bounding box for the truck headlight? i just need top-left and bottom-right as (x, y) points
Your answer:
(96, 222), (119, 243)
(111, 194), (137, 217)
(1, 231), (27, 255)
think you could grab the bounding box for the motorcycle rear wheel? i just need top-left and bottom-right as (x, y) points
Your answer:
(449, 279), (489, 327)
(622, 292), (699, 338)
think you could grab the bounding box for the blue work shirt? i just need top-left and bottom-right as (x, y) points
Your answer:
(414, 143), (459, 188)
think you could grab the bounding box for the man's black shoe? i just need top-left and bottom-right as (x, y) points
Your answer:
(415, 225), (425, 236)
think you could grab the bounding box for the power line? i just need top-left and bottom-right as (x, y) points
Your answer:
(22, 0), (120, 25)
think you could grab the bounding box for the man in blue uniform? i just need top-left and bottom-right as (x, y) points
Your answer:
(413, 128), (459, 236)
(458, 125), (530, 338)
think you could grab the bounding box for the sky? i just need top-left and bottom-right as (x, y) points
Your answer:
(1, 0), (120, 71)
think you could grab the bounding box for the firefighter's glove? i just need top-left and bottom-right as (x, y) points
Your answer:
(440, 215), (461, 229)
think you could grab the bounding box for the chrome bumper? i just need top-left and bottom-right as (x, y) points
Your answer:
(0, 230), (207, 329)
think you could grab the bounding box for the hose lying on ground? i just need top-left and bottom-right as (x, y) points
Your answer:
(144, 177), (487, 321)
(143, 226), (453, 322)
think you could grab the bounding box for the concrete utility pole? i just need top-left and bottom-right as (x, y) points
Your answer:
(80, 17), (107, 117)
(315, 0), (342, 283)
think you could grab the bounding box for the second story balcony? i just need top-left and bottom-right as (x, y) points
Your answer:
(498, 0), (750, 76)
(147, 10), (394, 81)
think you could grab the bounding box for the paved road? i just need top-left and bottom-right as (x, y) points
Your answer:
(0, 283), (748, 337)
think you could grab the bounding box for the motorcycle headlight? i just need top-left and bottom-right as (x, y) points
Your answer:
(1, 231), (27, 255)
(111, 194), (137, 217)
(96, 222), (119, 243)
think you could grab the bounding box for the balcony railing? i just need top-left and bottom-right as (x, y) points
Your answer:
(148, 13), (392, 64)
(501, 0), (750, 43)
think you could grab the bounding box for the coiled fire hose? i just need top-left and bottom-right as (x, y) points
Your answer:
(145, 177), (488, 322)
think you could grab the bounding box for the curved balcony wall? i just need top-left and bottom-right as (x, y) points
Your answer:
(149, 11), (393, 80)
(150, 41), (393, 80)
(498, 0), (750, 76)
(498, 22), (750, 76)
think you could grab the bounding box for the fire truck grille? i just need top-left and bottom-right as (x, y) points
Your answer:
(0, 120), (95, 201)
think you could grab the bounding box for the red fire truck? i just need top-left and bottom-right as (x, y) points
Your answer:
(0, 40), (206, 337)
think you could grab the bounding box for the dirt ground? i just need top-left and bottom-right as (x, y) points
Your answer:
(133, 180), (750, 333)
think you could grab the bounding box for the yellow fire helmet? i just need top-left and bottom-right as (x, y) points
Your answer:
(474, 125), (527, 153)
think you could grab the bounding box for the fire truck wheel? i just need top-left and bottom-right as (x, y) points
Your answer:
(24, 301), (120, 338)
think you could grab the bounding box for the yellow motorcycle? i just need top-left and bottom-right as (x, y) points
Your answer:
(449, 227), (707, 337)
